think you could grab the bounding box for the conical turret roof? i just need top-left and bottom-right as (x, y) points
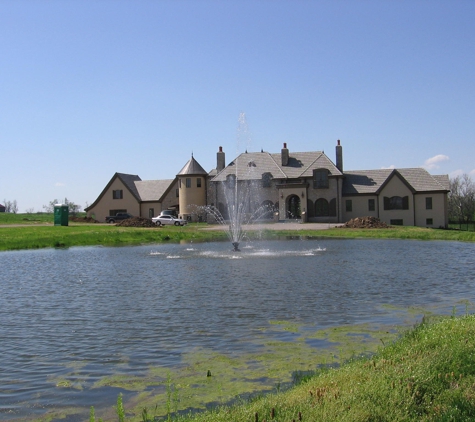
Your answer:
(177, 154), (208, 176)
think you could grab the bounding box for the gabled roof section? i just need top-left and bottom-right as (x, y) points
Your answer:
(432, 174), (450, 191)
(117, 173), (142, 201)
(342, 169), (393, 195)
(85, 172), (142, 211)
(177, 155), (208, 176)
(211, 150), (342, 182)
(135, 179), (176, 202)
(342, 168), (450, 195)
(211, 151), (286, 182)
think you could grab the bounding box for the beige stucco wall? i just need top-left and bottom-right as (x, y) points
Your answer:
(342, 195), (379, 222)
(414, 192), (448, 228)
(86, 178), (141, 222)
(377, 177), (414, 225)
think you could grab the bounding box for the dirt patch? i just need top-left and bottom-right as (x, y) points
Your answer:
(115, 217), (157, 228)
(340, 216), (390, 229)
(68, 216), (100, 223)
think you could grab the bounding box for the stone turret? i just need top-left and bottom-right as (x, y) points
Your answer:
(177, 154), (208, 221)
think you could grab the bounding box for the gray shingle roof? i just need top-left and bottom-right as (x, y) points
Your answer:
(177, 155), (208, 176)
(116, 173), (142, 201)
(135, 179), (175, 201)
(211, 150), (342, 182)
(342, 168), (450, 195)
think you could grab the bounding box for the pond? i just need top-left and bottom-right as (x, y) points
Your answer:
(0, 238), (474, 421)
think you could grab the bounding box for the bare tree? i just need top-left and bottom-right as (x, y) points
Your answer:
(449, 174), (475, 226)
(3, 199), (18, 213)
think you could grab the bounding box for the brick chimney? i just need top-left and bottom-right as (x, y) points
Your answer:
(335, 139), (343, 172)
(216, 146), (226, 172)
(281, 142), (289, 166)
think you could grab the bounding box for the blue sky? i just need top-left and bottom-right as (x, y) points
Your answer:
(1, 0), (474, 212)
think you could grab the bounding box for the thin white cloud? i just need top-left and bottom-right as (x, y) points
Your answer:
(470, 169), (475, 177)
(55, 182), (66, 187)
(450, 169), (464, 178)
(423, 154), (449, 170)
(381, 165), (396, 169)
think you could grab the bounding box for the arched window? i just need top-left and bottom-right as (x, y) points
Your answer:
(287, 195), (301, 218)
(315, 198), (329, 216)
(384, 196), (409, 210)
(306, 199), (315, 218)
(259, 200), (275, 219)
(262, 172), (272, 188)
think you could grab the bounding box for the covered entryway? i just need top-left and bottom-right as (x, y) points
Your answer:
(287, 195), (301, 219)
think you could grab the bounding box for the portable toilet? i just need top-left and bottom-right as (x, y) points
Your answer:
(54, 204), (69, 226)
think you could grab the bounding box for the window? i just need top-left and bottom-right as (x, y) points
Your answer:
(426, 197), (432, 210)
(390, 219), (403, 226)
(149, 208), (154, 218)
(384, 196), (409, 210)
(197, 178), (202, 188)
(313, 169), (329, 189)
(186, 178), (191, 188)
(262, 172), (272, 188)
(346, 199), (352, 212)
(368, 199), (375, 211)
(315, 198), (329, 216)
(109, 209), (126, 216)
(179, 179), (182, 188)
(112, 190), (123, 199)
(176, 188), (179, 197)
(426, 218), (433, 225)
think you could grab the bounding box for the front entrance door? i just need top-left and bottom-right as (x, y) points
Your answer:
(287, 195), (301, 219)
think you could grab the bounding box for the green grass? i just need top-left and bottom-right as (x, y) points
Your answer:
(149, 314), (475, 422)
(1, 213), (475, 251)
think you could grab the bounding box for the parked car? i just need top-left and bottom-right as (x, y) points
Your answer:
(159, 209), (178, 217)
(105, 213), (134, 223)
(152, 215), (187, 226)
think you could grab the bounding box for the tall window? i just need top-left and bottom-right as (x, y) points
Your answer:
(346, 199), (352, 212)
(426, 197), (432, 210)
(112, 190), (123, 199)
(368, 199), (375, 211)
(186, 178), (191, 188)
(384, 196), (409, 210)
(313, 169), (329, 189)
(197, 178), (202, 188)
(149, 208), (154, 218)
(176, 188), (179, 197)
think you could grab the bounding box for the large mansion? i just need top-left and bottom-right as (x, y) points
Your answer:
(85, 141), (450, 228)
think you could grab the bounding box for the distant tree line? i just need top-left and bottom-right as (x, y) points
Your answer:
(449, 173), (475, 228)
(43, 198), (82, 215)
(2, 199), (18, 213)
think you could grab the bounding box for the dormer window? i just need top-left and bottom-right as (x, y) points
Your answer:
(313, 169), (329, 189)
(262, 172), (272, 188)
(226, 174), (236, 188)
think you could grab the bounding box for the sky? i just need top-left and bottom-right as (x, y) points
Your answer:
(1, 0), (474, 212)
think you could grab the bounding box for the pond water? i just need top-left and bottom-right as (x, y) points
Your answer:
(0, 238), (474, 421)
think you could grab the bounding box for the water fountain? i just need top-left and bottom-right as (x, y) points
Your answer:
(194, 113), (275, 251)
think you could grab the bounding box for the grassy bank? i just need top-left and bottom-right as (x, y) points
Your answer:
(1, 213), (475, 251)
(102, 314), (475, 422)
